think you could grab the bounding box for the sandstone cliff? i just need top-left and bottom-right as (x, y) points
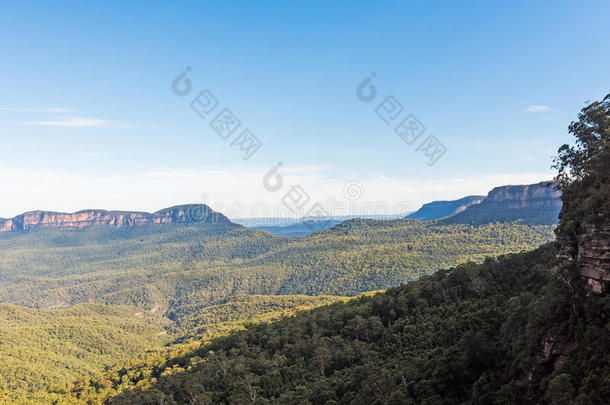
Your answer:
(575, 222), (610, 293)
(0, 204), (231, 232)
(484, 182), (562, 208)
(440, 181), (562, 225)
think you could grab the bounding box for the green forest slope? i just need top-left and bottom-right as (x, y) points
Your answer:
(69, 244), (609, 404)
(0, 295), (347, 404)
(0, 303), (168, 404)
(0, 220), (555, 325)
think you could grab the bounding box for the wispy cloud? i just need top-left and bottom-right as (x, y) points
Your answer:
(525, 105), (554, 113)
(0, 107), (72, 113)
(23, 117), (133, 128)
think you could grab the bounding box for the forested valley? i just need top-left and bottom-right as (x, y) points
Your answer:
(0, 212), (555, 403)
(1, 93), (608, 404)
(59, 94), (610, 405)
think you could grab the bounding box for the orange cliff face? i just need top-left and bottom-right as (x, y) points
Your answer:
(437, 181), (563, 226)
(0, 205), (231, 232)
(484, 182), (562, 209)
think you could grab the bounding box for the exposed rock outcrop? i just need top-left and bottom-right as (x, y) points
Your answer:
(576, 222), (610, 293)
(484, 182), (562, 208)
(537, 336), (576, 367)
(0, 204), (231, 233)
(440, 181), (562, 225)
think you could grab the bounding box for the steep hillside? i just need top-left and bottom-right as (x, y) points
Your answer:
(88, 243), (607, 405)
(71, 244), (607, 404)
(0, 295), (348, 405)
(554, 94), (610, 294)
(406, 195), (484, 221)
(440, 182), (561, 225)
(168, 294), (350, 342)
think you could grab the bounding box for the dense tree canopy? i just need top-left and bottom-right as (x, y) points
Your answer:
(66, 245), (610, 404)
(0, 220), (554, 319)
(554, 94), (610, 250)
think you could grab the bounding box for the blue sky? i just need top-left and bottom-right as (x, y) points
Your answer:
(1, 1), (609, 217)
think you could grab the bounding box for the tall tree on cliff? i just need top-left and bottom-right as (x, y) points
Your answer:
(554, 94), (610, 256)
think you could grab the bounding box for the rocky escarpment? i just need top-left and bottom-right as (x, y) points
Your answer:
(0, 204), (231, 232)
(484, 182), (561, 208)
(407, 195), (485, 221)
(440, 182), (562, 225)
(575, 222), (610, 293)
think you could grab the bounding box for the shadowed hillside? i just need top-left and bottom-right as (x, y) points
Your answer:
(406, 195), (485, 221)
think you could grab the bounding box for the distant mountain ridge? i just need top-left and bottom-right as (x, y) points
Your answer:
(440, 181), (562, 225)
(0, 204), (230, 232)
(407, 195), (485, 221)
(0, 182), (561, 232)
(252, 219), (343, 237)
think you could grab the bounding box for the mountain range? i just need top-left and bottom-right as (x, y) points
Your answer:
(0, 182), (561, 237)
(0, 204), (229, 232)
